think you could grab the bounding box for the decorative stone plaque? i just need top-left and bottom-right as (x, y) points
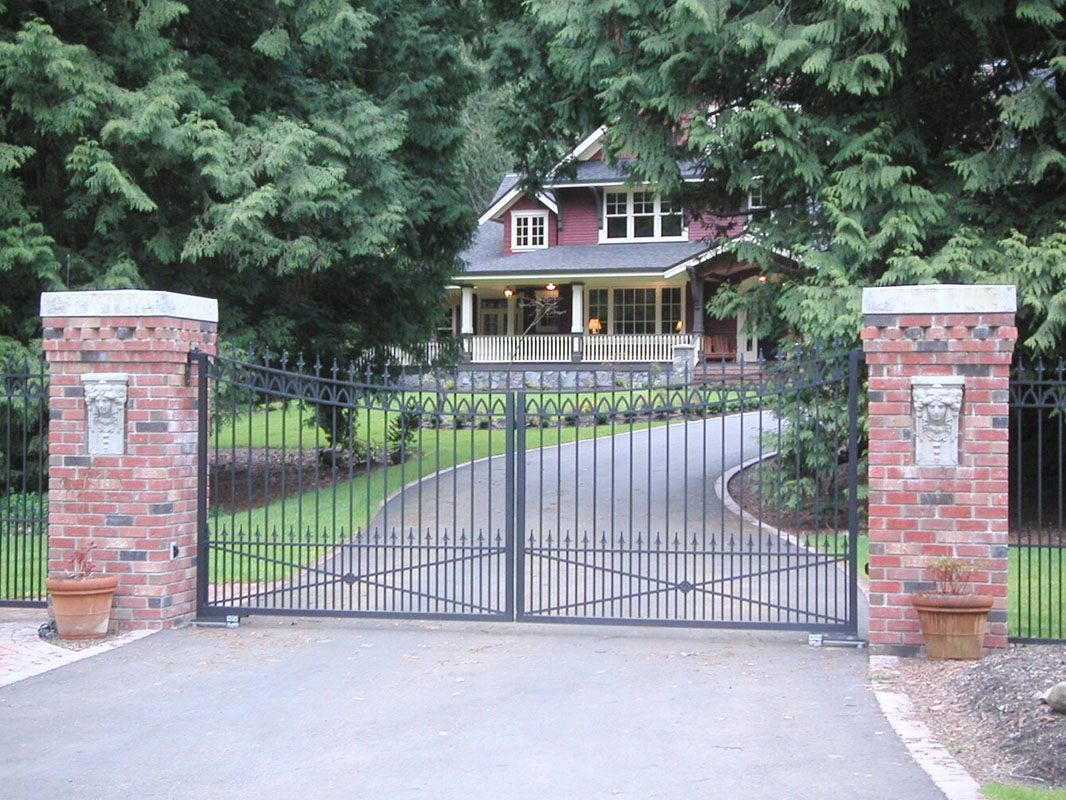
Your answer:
(81, 373), (128, 455)
(911, 376), (964, 467)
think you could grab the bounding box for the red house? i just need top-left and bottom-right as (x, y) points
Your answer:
(444, 127), (784, 364)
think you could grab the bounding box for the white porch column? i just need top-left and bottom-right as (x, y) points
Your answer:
(570, 283), (585, 333)
(460, 286), (474, 335)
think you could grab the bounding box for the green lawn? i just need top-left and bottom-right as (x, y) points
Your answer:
(213, 386), (741, 449)
(0, 529), (46, 602)
(983, 783), (1066, 800)
(1008, 545), (1064, 640)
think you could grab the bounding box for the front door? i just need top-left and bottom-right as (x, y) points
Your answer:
(480, 298), (508, 335)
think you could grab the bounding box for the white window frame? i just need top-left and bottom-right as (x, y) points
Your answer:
(748, 178), (766, 211)
(599, 190), (687, 243)
(660, 286), (683, 334)
(583, 285), (686, 335)
(511, 210), (549, 251)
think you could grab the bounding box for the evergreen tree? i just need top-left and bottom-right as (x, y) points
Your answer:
(512, 0), (1066, 354)
(0, 0), (479, 359)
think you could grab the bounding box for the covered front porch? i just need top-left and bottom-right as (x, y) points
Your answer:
(444, 276), (759, 364)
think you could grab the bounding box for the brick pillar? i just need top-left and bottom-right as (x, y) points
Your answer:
(41, 290), (218, 631)
(861, 284), (1016, 654)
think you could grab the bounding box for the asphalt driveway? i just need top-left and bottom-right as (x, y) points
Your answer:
(1, 618), (942, 800)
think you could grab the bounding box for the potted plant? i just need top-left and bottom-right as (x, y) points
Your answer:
(45, 542), (119, 640)
(911, 557), (994, 660)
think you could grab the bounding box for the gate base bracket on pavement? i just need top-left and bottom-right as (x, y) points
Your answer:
(193, 615), (241, 629)
(808, 633), (865, 648)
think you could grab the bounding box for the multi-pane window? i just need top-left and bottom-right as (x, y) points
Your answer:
(587, 289), (608, 331)
(660, 198), (683, 237)
(512, 211), (548, 249)
(613, 288), (657, 334)
(632, 192), (655, 238)
(605, 193), (628, 239)
(602, 191), (685, 241)
(660, 287), (683, 333)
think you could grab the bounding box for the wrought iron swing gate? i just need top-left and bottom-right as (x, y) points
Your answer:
(192, 350), (862, 633)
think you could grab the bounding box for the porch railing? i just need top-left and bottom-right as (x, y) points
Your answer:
(582, 333), (695, 363)
(467, 333), (700, 364)
(377, 333), (709, 366)
(468, 334), (575, 363)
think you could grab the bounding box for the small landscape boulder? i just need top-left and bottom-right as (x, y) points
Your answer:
(1041, 681), (1066, 713)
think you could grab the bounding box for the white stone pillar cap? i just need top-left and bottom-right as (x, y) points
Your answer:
(861, 284), (1016, 315)
(41, 290), (218, 323)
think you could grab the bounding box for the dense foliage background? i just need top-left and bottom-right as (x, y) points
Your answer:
(3, 1), (1065, 358)
(0, 0), (480, 359)
(495, 0), (1066, 355)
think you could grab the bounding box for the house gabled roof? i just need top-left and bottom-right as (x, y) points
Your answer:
(478, 127), (703, 224)
(478, 181), (559, 225)
(662, 234), (798, 279)
(460, 223), (710, 280)
(460, 222), (796, 283)
(461, 128), (798, 282)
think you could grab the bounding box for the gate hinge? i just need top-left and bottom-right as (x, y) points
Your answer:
(185, 347), (202, 387)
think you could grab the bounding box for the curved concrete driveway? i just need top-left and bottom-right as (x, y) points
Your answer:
(379, 411), (768, 542)
(283, 411), (858, 629)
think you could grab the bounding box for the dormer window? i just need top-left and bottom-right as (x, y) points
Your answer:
(512, 210), (549, 250)
(602, 190), (686, 242)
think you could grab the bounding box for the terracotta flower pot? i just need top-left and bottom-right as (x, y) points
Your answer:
(46, 575), (120, 640)
(911, 593), (994, 660)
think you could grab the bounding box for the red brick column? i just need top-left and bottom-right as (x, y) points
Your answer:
(861, 285), (1016, 654)
(41, 290), (217, 631)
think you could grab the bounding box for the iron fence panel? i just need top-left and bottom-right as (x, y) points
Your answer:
(0, 358), (48, 607)
(1009, 361), (1066, 642)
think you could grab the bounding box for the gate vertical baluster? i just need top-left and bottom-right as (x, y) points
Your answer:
(1057, 381), (1064, 639)
(722, 376), (731, 622)
(192, 351), (210, 615)
(847, 349), (860, 633)
(1036, 387), (1045, 635)
(511, 392), (523, 620)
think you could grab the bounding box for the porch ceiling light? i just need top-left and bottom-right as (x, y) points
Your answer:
(503, 286), (514, 298)
(545, 282), (557, 291)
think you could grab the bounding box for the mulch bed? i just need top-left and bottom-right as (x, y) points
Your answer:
(894, 645), (1066, 788)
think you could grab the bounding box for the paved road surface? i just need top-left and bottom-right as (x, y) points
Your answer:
(1, 618), (941, 800)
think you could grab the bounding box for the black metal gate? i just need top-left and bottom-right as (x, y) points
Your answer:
(192, 349), (862, 632)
